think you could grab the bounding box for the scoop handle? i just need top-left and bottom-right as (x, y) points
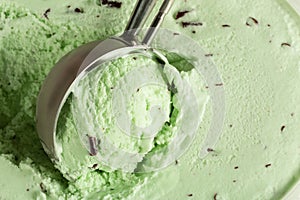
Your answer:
(122, 0), (157, 42)
(142, 0), (174, 45)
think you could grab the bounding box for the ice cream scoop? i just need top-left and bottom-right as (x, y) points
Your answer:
(36, 0), (174, 162)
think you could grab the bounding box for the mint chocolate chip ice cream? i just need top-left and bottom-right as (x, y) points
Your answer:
(1, 0), (300, 199)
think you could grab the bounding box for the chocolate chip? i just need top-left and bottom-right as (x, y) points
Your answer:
(246, 17), (259, 26)
(281, 43), (291, 47)
(74, 8), (84, 13)
(181, 21), (203, 28)
(175, 160), (178, 165)
(265, 163), (271, 168)
(192, 30), (196, 34)
(229, 124), (233, 128)
(174, 10), (191, 20)
(43, 8), (51, 20)
(92, 164), (98, 169)
(267, 24), (271, 27)
(39, 183), (47, 193)
(215, 83), (223, 86)
(214, 193), (218, 200)
(280, 125), (285, 132)
(101, 0), (122, 8)
(205, 53), (213, 57)
(234, 166), (239, 169)
(136, 88), (140, 92)
(207, 148), (214, 152)
(26, 188), (30, 191)
(291, 113), (294, 117)
(173, 32), (180, 36)
(233, 180), (237, 183)
(187, 194), (193, 197)
(88, 136), (98, 156)
(222, 24), (231, 27)
(67, 5), (71, 8)
(167, 80), (178, 94)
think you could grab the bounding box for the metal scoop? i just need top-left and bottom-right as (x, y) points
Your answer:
(36, 0), (174, 162)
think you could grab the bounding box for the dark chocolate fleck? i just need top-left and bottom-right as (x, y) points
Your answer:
(88, 135), (98, 156)
(234, 166), (239, 169)
(26, 188), (30, 192)
(187, 194), (193, 197)
(214, 193), (218, 200)
(101, 0), (122, 8)
(167, 80), (178, 94)
(67, 5), (71, 8)
(192, 30), (196, 34)
(207, 148), (214, 152)
(222, 24), (231, 27)
(181, 21), (203, 28)
(39, 183), (47, 193)
(246, 17), (259, 26)
(175, 160), (178, 165)
(173, 32), (180, 36)
(74, 8), (84, 13)
(281, 43), (291, 47)
(215, 83), (223, 86)
(92, 164), (98, 169)
(174, 10), (191, 20)
(43, 8), (51, 20)
(280, 125), (285, 132)
(267, 24), (271, 27)
(205, 53), (213, 57)
(96, 15), (100, 18)
(110, 87), (114, 90)
(291, 113), (294, 117)
(133, 57), (137, 60)
(265, 163), (272, 168)
(136, 88), (140, 92)
(233, 180), (237, 183)
(229, 124), (233, 128)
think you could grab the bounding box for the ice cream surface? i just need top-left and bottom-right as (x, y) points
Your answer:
(0, 0), (300, 199)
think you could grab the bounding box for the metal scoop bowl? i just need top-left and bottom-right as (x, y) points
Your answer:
(36, 0), (174, 162)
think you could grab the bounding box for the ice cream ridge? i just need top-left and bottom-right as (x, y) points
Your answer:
(0, 0), (300, 199)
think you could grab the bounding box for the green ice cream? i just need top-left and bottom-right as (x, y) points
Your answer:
(0, 0), (300, 199)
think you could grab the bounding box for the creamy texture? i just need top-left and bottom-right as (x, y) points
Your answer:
(0, 0), (300, 199)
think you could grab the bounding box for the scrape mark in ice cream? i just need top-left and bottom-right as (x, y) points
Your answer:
(88, 135), (98, 156)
